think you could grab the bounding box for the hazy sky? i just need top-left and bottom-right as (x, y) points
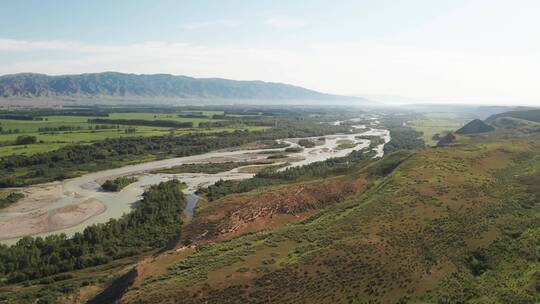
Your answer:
(1, 0), (540, 105)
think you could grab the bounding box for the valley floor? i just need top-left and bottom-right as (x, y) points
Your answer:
(2, 110), (539, 304)
(115, 130), (540, 303)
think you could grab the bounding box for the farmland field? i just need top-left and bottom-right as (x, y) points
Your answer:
(408, 112), (469, 146)
(0, 110), (267, 156)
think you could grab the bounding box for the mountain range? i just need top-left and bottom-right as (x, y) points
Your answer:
(0, 72), (362, 103)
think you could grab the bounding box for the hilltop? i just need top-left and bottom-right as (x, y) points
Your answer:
(485, 108), (540, 124)
(455, 118), (495, 134)
(0, 72), (364, 104)
(490, 116), (540, 131)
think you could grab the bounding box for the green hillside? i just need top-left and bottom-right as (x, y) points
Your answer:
(486, 108), (540, 124)
(2, 116), (539, 304)
(490, 116), (540, 131)
(113, 129), (540, 303)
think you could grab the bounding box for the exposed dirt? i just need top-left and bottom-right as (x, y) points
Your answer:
(132, 247), (195, 288)
(0, 198), (106, 240)
(181, 174), (368, 245)
(49, 199), (106, 230)
(3, 182), (63, 213)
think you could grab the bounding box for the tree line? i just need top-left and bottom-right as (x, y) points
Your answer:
(198, 119), (275, 128)
(101, 176), (137, 192)
(197, 123), (425, 202)
(0, 121), (350, 187)
(88, 119), (194, 128)
(0, 180), (186, 283)
(383, 127), (424, 154)
(197, 149), (375, 201)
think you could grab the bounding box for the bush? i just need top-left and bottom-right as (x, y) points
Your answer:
(15, 135), (37, 145)
(298, 139), (316, 148)
(101, 176), (137, 192)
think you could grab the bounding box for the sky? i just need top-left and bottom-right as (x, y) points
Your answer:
(1, 0), (540, 106)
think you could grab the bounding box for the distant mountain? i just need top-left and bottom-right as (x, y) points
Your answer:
(402, 104), (520, 120)
(485, 108), (540, 124)
(0, 72), (363, 103)
(455, 119), (495, 134)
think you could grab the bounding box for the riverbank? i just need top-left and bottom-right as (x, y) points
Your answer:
(0, 120), (390, 244)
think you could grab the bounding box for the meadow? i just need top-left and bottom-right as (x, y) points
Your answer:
(408, 112), (469, 146)
(117, 130), (540, 304)
(0, 110), (268, 157)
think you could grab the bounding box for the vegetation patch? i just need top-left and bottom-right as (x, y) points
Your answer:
(153, 162), (260, 174)
(336, 142), (357, 150)
(0, 120), (350, 187)
(117, 129), (540, 303)
(101, 176), (138, 192)
(0, 180), (186, 284)
(298, 139), (316, 148)
(0, 191), (24, 209)
(15, 135), (37, 145)
(284, 147), (303, 153)
(197, 149), (376, 201)
(383, 126), (424, 153)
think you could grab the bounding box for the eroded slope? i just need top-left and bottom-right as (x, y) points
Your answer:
(120, 133), (540, 303)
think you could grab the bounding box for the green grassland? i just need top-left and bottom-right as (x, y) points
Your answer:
(115, 129), (540, 303)
(3, 123), (540, 303)
(0, 112), (267, 157)
(106, 112), (218, 126)
(409, 113), (470, 146)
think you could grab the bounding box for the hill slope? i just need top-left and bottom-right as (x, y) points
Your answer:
(116, 137), (540, 303)
(455, 119), (495, 134)
(490, 116), (540, 131)
(486, 108), (540, 124)
(0, 72), (360, 102)
(2, 128), (540, 303)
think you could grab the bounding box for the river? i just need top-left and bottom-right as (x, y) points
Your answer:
(0, 118), (390, 244)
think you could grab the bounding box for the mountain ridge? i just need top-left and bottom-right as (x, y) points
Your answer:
(485, 108), (540, 124)
(0, 72), (363, 103)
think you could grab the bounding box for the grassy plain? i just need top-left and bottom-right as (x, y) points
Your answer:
(106, 112), (219, 126)
(0, 111), (265, 157)
(408, 112), (469, 146)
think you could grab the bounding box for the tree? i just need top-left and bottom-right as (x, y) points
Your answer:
(15, 135), (37, 145)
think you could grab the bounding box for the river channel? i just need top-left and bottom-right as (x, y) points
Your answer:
(0, 119), (390, 244)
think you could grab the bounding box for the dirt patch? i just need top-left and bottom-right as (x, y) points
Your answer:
(182, 175), (368, 245)
(3, 182), (63, 213)
(133, 248), (195, 288)
(49, 199), (106, 230)
(0, 198), (106, 240)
